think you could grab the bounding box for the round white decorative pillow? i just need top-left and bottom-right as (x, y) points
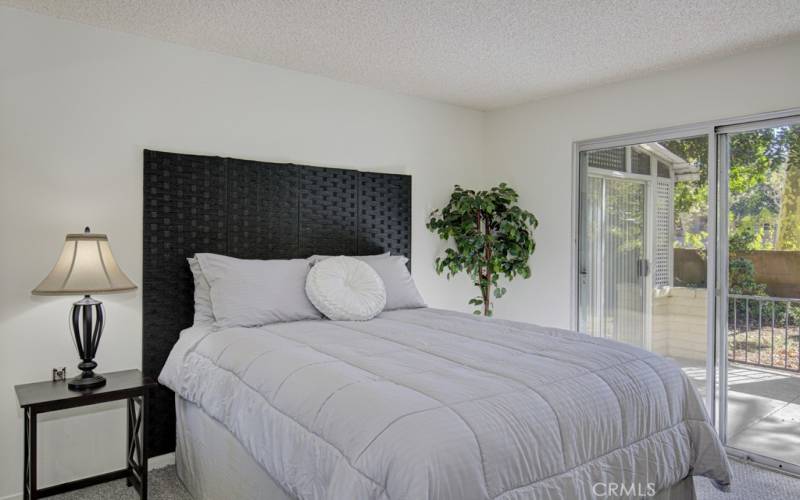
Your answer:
(305, 256), (387, 321)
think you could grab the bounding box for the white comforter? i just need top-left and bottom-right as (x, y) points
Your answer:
(160, 308), (731, 500)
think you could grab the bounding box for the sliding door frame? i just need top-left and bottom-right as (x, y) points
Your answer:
(714, 133), (726, 439)
(571, 106), (800, 476)
(716, 113), (800, 477)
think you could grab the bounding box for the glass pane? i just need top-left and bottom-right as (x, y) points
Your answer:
(655, 136), (710, 403)
(724, 123), (800, 466)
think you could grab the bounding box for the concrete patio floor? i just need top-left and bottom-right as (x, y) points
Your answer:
(678, 359), (800, 466)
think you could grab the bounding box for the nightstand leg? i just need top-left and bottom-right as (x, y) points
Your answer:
(126, 398), (132, 487)
(25, 408), (37, 500)
(141, 390), (148, 500)
(23, 408), (29, 500)
(127, 395), (148, 499)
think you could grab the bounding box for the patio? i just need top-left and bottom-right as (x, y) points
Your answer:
(678, 359), (800, 466)
(651, 286), (800, 465)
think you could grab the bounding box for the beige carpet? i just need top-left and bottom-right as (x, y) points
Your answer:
(695, 459), (800, 499)
(49, 459), (799, 499)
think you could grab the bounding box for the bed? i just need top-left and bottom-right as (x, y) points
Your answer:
(143, 150), (730, 499)
(160, 308), (729, 499)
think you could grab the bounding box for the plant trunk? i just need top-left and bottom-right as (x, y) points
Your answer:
(482, 212), (492, 316)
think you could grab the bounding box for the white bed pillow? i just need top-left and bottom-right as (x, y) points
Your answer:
(359, 255), (426, 310)
(305, 256), (386, 321)
(187, 257), (214, 324)
(309, 253), (425, 310)
(195, 253), (322, 328)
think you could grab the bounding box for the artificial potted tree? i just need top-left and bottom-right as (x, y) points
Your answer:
(427, 183), (538, 316)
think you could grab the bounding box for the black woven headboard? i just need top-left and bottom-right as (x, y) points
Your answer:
(142, 149), (411, 457)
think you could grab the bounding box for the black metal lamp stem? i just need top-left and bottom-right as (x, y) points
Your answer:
(68, 295), (106, 390)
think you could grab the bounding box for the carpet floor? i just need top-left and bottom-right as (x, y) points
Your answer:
(48, 459), (800, 499)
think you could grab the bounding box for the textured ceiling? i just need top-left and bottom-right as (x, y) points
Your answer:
(4, 0), (800, 110)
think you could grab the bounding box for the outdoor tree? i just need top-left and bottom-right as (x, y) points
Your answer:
(777, 126), (800, 249)
(426, 183), (538, 316)
(663, 128), (791, 293)
(664, 128), (786, 253)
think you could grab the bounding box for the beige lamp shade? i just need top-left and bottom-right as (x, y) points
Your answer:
(32, 230), (137, 295)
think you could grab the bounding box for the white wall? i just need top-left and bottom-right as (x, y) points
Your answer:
(0, 7), (484, 498)
(485, 40), (800, 327)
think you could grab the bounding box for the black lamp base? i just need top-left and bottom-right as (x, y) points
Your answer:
(68, 374), (106, 391)
(68, 295), (107, 392)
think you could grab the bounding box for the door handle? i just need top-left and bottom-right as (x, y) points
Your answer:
(637, 259), (650, 277)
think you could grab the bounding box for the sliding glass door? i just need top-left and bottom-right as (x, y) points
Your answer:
(576, 111), (800, 473)
(579, 171), (648, 348)
(577, 137), (712, 407)
(718, 118), (800, 469)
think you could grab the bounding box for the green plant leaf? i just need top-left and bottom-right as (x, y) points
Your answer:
(427, 183), (538, 317)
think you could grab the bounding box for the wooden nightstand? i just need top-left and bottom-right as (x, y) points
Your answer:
(15, 369), (156, 500)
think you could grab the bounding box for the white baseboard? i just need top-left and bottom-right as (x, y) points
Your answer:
(0, 452), (176, 500)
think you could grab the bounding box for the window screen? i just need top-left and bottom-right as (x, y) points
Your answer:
(631, 150), (651, 175)
(657, 161), (671, 178)
(586, 147), (625, 172)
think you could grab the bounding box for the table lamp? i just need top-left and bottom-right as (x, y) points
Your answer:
(32, 227), (137, 390)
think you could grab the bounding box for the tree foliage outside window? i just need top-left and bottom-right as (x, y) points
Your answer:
(777, 128), (800, 249)
(426, 184), (538, 316)
(663, 126), (800, 293)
